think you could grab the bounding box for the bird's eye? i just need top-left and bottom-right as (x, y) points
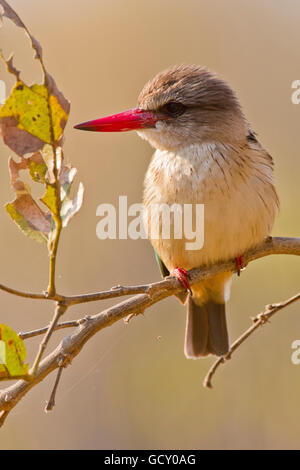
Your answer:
(161, 101), (186, 117)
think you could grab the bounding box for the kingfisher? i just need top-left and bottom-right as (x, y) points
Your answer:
(75, 65), (279, 358)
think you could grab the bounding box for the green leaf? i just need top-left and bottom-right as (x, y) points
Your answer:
(0, 324), (29, 380)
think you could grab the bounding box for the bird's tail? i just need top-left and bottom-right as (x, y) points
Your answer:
(184, 295), (229, 358)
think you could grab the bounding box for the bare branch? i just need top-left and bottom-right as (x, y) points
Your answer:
(64, 284), (158, 306)
(1, 237), (299, 305)
(39, 236), (300, 304)
(45, 354), (68, 412)
(19, 320), (79, 340)
(203, 292), (300, 389)
(0, 236), (299, 426)
(31, 303), (68, 375)
(0, 284), (51, 301)
(45, 366), (63, 412)
(0, 292), (161, 426)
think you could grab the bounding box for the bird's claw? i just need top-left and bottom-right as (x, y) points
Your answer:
(235, 255), (244, 276)
(171, 267), (192, 295)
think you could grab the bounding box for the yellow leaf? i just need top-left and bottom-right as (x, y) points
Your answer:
(0, 80), (68, 146)
(41, 184), (58, 216)
(0, 324), (29, 380)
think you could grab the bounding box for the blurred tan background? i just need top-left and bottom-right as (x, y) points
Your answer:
(0, 0), (299, 450)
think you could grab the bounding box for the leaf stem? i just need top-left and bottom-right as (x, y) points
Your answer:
(42, 66), (63, 297)
(48, 214), (62, 297)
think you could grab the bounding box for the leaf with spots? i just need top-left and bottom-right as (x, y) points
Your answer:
(0, 80), (69, 155)
(0, 324), (30, 380)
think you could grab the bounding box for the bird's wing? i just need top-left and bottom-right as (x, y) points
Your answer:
(154, 249), (188, 304)
(154, 249), (170, 278)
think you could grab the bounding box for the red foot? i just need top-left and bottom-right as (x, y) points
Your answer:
(235, 255), (244, 276)
(171, 267), (192, 295)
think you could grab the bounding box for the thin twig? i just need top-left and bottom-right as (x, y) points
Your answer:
(0, 283), (152, 305)
(0, 284), (51, 301)
(0, 410), (9, 427)
(31, 303), (67, 375)
(45, 357), (66, 412)
(203, 292), (300, 389)
(19, 320), (79, 340)
(64, 284), (157, 305)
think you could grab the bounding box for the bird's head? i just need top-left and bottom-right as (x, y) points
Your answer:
(75, 65), (248, 152)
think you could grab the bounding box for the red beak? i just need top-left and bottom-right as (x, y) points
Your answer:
(74, 108), (164, 132)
